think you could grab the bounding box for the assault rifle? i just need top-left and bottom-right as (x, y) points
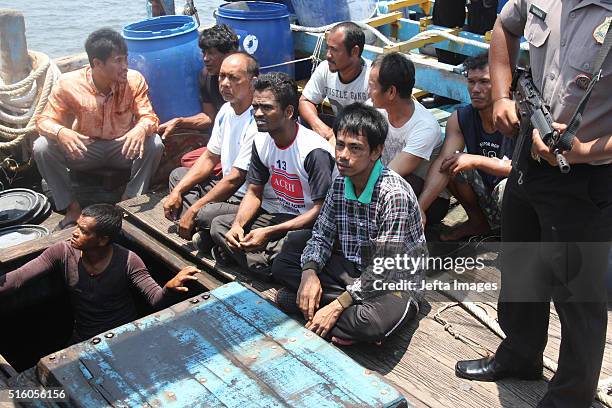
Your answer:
(511, 66), (575, 173)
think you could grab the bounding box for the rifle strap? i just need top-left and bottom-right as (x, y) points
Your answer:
(564, 26), (612, 138)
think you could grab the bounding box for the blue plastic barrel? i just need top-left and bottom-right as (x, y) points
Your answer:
(122, 15), (203, 124)
(290, 0), (377, 27)
(215, 1), (294, 77)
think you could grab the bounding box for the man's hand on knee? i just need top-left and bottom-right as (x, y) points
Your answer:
(57, 128), (91, 160)
(117, 126), (146, 160)
(225, 224), (245, 251)
(440, 152), (479, 177)
(163, 191), (182, 221)
(305, 299), (344, 339)
(159, 118), (182, 140)
(240, 227), (272, 253)
(178, 208), (197, 240)
(298, 269), (322, 321)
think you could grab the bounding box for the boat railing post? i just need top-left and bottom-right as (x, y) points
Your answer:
(0, 9), (31, 85)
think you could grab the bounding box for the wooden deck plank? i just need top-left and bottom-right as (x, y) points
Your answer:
(117, 193), (612, 408)
(117, 193), (281, 299)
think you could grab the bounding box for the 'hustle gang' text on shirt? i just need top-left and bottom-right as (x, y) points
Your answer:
(324, 87), (368, 102)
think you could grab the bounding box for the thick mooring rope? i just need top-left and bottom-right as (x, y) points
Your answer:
(0, 50), (59, 151)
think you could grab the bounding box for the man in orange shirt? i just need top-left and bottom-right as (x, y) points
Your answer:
(35, 28), (163, 230)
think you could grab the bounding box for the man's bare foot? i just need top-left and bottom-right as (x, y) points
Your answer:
(54, 202), (81, 231)
(440, 219), (490, 241)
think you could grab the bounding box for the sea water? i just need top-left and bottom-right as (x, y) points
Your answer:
(0, 0), (225, 58)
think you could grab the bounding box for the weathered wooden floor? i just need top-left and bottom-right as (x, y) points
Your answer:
(114, 192), (612, 408)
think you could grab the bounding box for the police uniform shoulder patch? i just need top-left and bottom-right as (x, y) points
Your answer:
(593, 16), (611, 45)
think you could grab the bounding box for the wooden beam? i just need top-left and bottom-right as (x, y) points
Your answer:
(362, 11), (403, 28)
(412, 88), (428, 98)
(54, 53), (88, 74)
(384, 0), (431, 15)
(121, 219), (223, 291)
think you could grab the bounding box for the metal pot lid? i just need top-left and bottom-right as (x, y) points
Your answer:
(29, 193), (50, 222)
(0, 224), (50, 249)
(0, 189), (42, 228)
(31, 198), (52, 225)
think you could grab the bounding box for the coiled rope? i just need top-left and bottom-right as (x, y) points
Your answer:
(0, 50), (60, 152)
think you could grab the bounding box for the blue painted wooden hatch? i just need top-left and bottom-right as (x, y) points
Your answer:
(36, 282), (410, 407)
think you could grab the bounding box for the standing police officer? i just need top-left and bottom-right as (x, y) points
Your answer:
(454, 1), (612, 407)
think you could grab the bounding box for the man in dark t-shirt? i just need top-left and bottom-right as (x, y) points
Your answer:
(0, 204), (199, 343)
(419, 53), (513, 240)
(198, 69), (224, 113)
(156, 24), (240, 176)
(158, 24), (238, 140)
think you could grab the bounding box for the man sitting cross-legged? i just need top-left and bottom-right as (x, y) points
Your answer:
(272, 103), (426, 345)
(210, 72), (336, 281)
(34, 28), (164, 231)
(419, 53), (513, 240)
(163, 53), (259, 247)
(0, 204), (199, 344)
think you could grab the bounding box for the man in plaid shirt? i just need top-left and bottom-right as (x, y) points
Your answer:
(272, 103), (426, 345)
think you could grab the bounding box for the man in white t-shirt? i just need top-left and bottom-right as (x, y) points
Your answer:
(210, 72), (337, 281)
(299, 22), (370, 142)
(163, 53), (259, 248)
(369, 52), (450, 225)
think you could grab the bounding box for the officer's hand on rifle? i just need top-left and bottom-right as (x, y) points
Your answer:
(492, 97), (520, 137)
(531, 122), (569, 166)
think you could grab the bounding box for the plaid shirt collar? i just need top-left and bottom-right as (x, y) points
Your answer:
(343, 159), (384, 204)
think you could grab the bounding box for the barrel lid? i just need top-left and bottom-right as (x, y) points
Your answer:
(216, 1), (289, 20)
(122, 15), (198, 41)
(0, 189), (41, 228)
(0, 225), (49, 249)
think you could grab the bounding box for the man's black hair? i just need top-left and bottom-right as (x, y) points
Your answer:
(333, 103), (388, 151)
(330, 22), (365, 56)
(372, 52), (415, 100)
(463, 52), (489, 74)
(231, 51), (260, 77)
(199, 24), (239, 54)
(253, 72), (298, 119)
(85, 28), (128, 66)
(81, 204), (123, 243)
